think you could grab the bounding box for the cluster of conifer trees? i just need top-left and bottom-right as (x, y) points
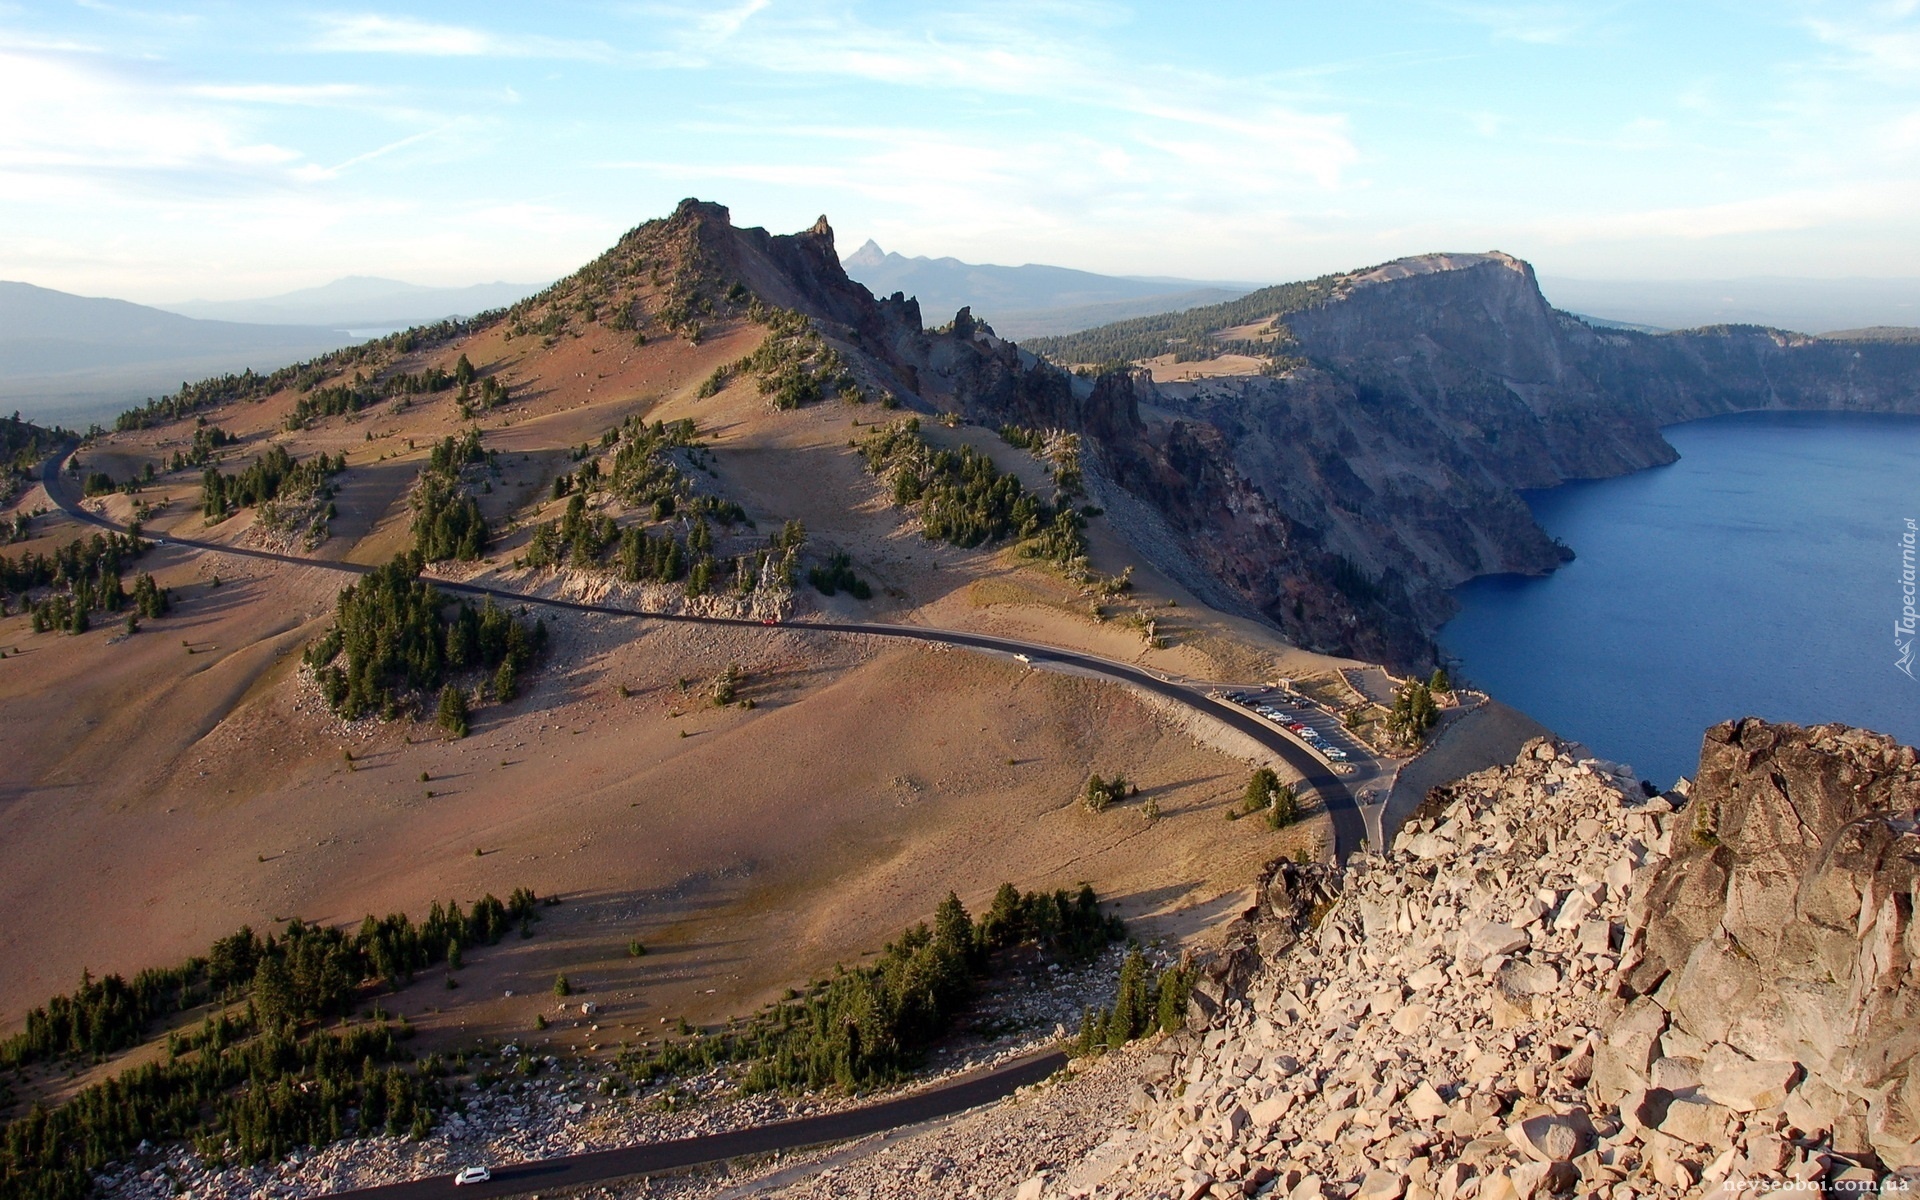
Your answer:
(1073, 948), (1196, 1055)
(411, 431), (490, 561)
(2, 415), (71, 502)
(111, 315), (500, 435)
(805, 551), (871, 599)
(857, 419), (1088, 567)
(1387, 679), (1441, 743)
(521, 418), (794, 601)
(701, 305), (855, 409)
(1, 531), (167, 632)
(200, 446), (344, 520)
(285, 363), (481, 429)
(165, 423), (235, 473)
(1022, 274), (1343, 368)
(0, 892), (540, 1200)
(616, 884), (1123, 1096)
(304, 556), (545, 721)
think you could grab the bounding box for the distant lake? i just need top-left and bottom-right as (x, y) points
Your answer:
(1440, 411), (1920, 787)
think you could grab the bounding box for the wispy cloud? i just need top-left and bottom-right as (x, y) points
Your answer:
(309, 14), (615, 60)
(640, 4), (1360, 192)
(0, 49), (304, 185)
(1804, 4), (1920, 77)
(1434, 2), (1620, 45)
(187, 83), (377, 106)
(304, 125), (456, 180)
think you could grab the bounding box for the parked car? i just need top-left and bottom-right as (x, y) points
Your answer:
(454, 1166), (492, 1186)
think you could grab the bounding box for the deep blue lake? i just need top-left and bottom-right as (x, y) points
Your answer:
(1440, 411), (1920, 787)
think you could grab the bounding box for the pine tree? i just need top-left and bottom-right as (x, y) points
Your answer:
(1266, 783), (1299, 829)
(436, 685), (469, 737)
(1107, 949), (1152, 1048)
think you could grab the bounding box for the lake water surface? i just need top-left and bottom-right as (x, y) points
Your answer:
(1440, 411), (1920, 787)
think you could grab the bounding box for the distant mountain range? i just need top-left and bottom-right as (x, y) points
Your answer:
(1537, 275), (1920, 336)
(840, 240), (1257, 339)
(0, 275), (550, 425)
(0, 281), (366, 423)
(0, 281), (354, 376)
(162, 275), (546, 331)
(10, 254), (1917, 428)
(838, 244), (1920, 341)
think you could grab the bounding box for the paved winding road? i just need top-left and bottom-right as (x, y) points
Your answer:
(39, 453), (1361, 854)
(331, 1048), (1067, 1200)
(35, 452), (1363, 1193)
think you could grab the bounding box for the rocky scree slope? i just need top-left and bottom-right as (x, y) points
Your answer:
(1032, 720), (1920, 1199)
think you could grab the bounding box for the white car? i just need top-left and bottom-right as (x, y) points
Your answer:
(454, 1166), (492, 1186)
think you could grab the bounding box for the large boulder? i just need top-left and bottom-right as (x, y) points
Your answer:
(1615, 719), (1920, 1166)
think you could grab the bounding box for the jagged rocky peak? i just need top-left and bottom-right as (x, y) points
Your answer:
(844, 237), (887, 269)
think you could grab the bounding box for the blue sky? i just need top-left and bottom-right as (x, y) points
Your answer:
(3, 1), (1918, 302)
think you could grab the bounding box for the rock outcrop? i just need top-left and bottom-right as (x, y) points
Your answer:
(1617, 719), (1920, 1170)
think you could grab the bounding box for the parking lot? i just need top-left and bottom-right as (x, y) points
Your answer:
(1221, 688), (1371, 766)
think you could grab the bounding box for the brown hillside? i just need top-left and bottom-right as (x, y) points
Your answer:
(0, 201), (1350, 1061)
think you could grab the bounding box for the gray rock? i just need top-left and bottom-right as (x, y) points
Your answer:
(1459, 921), (1528, 972)
(1655, 1094), (1732, 1147)
(1699, 1047), (1799, 1113)
(1592, 997), (1668, 1103)
(1504, 1113), (1588, 1162)
(1356, 1168), (1407, 1200)
(1647, 1056), (1701, 1094)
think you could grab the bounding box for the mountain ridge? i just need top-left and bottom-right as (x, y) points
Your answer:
(46, 200), (1920, 671)
(840, 238), (1253, 339)
(163, 275), (546, 329)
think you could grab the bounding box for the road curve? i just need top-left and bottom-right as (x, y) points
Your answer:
(329, 1048), (1067, 1200)
(38, 453), (1362, 852)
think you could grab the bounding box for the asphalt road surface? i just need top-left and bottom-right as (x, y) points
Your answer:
(38, 452), (1361, 854)
(328, 1049), (1067, 1199)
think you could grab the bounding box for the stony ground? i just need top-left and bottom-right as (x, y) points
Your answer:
(92, 943), (1142, 1200)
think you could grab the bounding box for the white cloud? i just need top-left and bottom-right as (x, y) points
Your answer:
(0, 49), (305, 183)
(1804, 3), (1920, 76)
(1432, 2), (1616, 44)
(186, 83), (377, 105)
(641, 5), (1360, 193)
(309, 14), (614, 60)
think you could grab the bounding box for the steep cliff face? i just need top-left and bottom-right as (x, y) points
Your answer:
(668, 204), (1920, 667)
(1108, 257), (1920, 665)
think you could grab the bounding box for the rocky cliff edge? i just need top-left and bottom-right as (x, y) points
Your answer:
(1058, 720), (1920, 1197)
